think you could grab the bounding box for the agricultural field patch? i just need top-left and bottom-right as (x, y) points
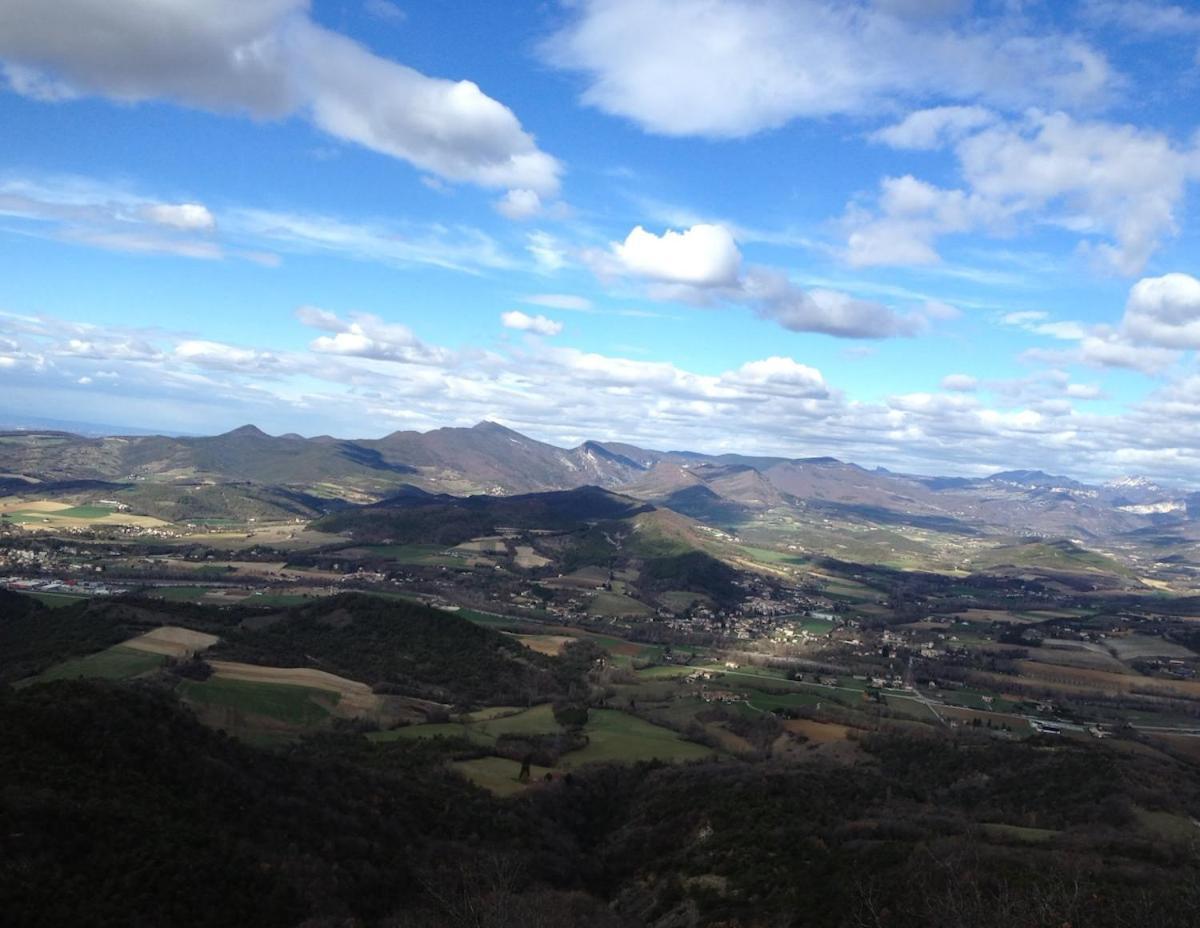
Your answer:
(21, 591), (89, 608)
(509, 633), (576, 656)
(1106, 634), (1196, 661)
(451, 756), (555, 797)
(33, 645), (166, 683)
(561, 709), (715, 768)
(586, 591), (654, 617)
(123, 625), (220, 658)
(781, 719), (856, 742)
(513, 545), (550, 568)
(179, 676), (336, 729)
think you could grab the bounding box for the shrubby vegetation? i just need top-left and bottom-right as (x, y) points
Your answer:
(5, 680), (1200, 927)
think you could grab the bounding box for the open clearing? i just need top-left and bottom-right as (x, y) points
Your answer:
(0, 498), (170, 529)
(509, 633), (575, 656)
(513, 545), (550, 568)
(782, 719), (855, 742)
(34, 645), (165, 683)
(451, 756), (555, 797)
(207, 660), (382, 716)
(586, 591), (654, 617)
(1106, 635), (1196, 660)
(372, 704), (713, 769)
(180, 676), (335, 729)
(561, 709), (714, 767)
(123, 625), (220, 658)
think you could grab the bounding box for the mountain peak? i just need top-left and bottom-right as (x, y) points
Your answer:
(471, 420), (521, 436)
(222, 424), (269, 439)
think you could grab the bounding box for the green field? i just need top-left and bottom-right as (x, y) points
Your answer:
(747, 691), (826, 712)
(370, 703), (558, 745)
(21, 591), (90, 608)
(359, 544), (460, 565)
(149, 585), (216, 602)
(587, 591), (654, 616)
(34, 645), (166, 683)
(179, 677), (335, 727)
(451, 756), (555, 797)
(241, 593), (312, 607)
(373, 704), (714, 770)
(562, 709), (714, 767)
(55, 505), (116, 519)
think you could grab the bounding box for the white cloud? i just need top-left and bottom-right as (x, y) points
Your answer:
(175, 339), (278, 371)
(610, 224), (742, 287)
(364, 0), (407, 24)
(724, 356), (827, 398)
(941, 373), (977, 391)
(871, 105), (995, 150)
(139, 202), (216, 231)
(523, 293), (593, 312)
(543, 0), (1111, 138)
(1120, 273), (1200, 349)
(1083, 1), (1200, 36)
(501, 310), (563, 336)
(495, 188), (543, 220)
(0, 0), (560, 194)
(846, 111), (1200, 273)
(298, 307), (451, 365)
(527, 231), (568, 273)
(1066, 382), (1103, 399)
(228, 207), (512, 274)
(743, 269), (923, 338)
(595, 222), (920, 338)
(18, 304), (1200, 482)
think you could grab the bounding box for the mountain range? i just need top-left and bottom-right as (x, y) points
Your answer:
(2, 420), (1195, 536)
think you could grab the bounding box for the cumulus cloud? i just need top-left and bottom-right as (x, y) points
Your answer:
(494, 188), (543, 220)
(846, 111), (1200, 273)
(500, 310), (563, 336)
(175, 339), (279, 371)
(723, 356), (827, 398)
(1120, 273), (1200, 349)
(596, 222), (920, 338)
(543, 0), (1111, 138)
(742, 269), (923, 338)
(297, 306), (451, 365)
(0, 0), (560, 195)
(610, 224), (742, 287)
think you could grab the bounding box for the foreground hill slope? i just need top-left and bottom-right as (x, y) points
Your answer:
(6, 677), (1200, 927)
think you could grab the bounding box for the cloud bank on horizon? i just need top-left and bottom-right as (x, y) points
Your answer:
(1, 0), (1200, 482)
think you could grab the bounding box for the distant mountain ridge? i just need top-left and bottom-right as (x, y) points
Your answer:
(0, 420), (1194, 541)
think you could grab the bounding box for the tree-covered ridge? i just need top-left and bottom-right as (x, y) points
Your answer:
(0, 681), (517, 928)
(211, 593), (563, 704)
(5, 680), (1200, 927)
(314, 485), (654, 545)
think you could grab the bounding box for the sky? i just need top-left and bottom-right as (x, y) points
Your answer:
(1, 0), (1200, 482)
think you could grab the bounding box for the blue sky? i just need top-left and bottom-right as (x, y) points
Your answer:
(1, 0), (1200, 480)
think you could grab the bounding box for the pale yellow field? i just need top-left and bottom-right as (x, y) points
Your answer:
(782, 719), (855, 742)
(124, 626), (220, 658)
(514, 545), (551, 568)
(0, 499), (72, 513)
(509, 633), (576, 656)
